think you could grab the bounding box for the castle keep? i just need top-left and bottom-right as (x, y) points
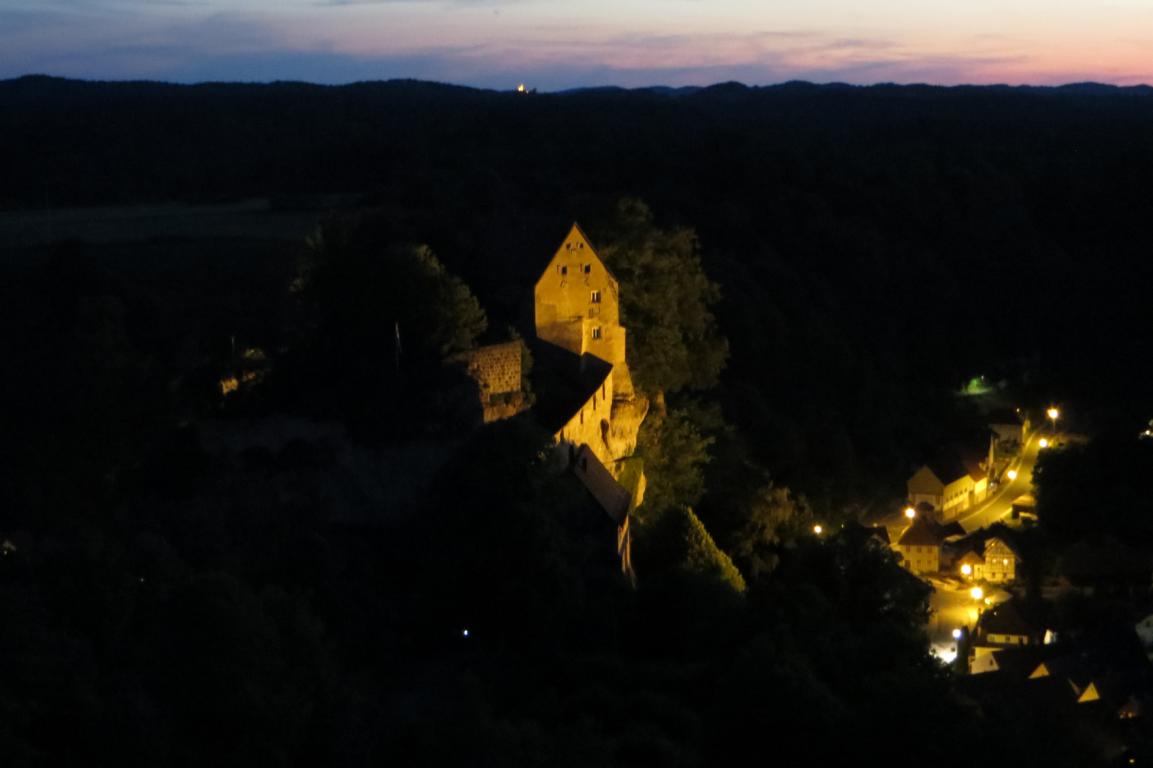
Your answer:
(451, 224), (647, 575)
(533, 224), (647, 482)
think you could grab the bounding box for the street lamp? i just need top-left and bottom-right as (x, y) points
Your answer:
(1039, 438), (1049, 449)
(1007, 469), (1018, 481)
(1047, 406), (1060, 434)
(969, 586), (984, 601)
(813, 524), (823, 535)
(904, 506), (916, 520)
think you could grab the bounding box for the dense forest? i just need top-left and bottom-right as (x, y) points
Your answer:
(2, 77), (1153, 765)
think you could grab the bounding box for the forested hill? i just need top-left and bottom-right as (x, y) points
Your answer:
(4, 75), (1153, 500)
(6, 76), (1153, 765)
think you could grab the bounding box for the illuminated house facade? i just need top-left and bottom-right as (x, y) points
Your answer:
(895, 517), (965, 575)
(955, 535), (1021, 583)
(907, 438), (995, 520)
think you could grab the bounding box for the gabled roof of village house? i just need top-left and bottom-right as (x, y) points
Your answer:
(979, 598), (1045, 639)
(843, 521), (890, 546)
(897, 517), (963, 547)
(1030, 633), (1153, 706)
(921, 441), (988, 484)
(949, 526), (1024, 562)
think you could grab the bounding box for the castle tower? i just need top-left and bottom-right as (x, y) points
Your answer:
(533, 223), (632, 396)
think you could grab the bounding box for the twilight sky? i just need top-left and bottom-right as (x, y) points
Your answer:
(3, 0), (1151, 89)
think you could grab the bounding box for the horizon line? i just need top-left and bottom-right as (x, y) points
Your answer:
(5, 72), (1152, 93)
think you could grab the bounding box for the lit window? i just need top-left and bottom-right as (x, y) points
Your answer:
(591, 290), (601, 303)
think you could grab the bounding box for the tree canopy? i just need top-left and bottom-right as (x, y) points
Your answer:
(598, 198), (728, 397)
(296, 215), (487, 365)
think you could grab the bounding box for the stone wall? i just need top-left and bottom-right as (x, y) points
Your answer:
(450, 340), (523, 397)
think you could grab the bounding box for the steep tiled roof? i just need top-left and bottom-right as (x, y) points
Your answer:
(921, 439), (990, 484)
(529, 340), (612, 433)
(979, 599), (1044, 639)
(572, 444), (630, 524)
(897, 517), (961, 547)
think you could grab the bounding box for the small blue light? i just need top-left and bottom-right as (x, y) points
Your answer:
(462, 628), (470, 638)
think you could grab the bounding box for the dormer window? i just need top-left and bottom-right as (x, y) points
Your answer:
(591, 290), (601, 303)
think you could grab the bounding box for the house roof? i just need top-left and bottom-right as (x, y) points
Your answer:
(843, 521), (890, 546)
(897, 517), (962, 547)
(989, 645), (1062, 680)
(957, 549), (985, 565)
(979, 598), (1044, 639)
(919, 446), (985, 486)
(1029, 635), (1153, 707)
(528, 339), (613, 434)
(951, 526), (1023, 562)
(572, 444), (630, 524)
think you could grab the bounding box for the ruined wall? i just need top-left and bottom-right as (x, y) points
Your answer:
(450, 340), (523, 396)
(447, 340), (527, 424)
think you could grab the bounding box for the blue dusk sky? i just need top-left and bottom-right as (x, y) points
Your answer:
(2, 0), (1151, 88)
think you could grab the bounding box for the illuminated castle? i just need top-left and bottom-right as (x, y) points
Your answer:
(532, 224), (647, 498)
(452, 222), (647, 505)
(445, 223), (648, 576)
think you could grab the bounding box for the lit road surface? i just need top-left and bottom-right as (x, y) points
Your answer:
(927, 582), (978, 662)
(926, 580), (1011, 663)
(866, 432), (1045, 540)
(955, 432), (1048, 533)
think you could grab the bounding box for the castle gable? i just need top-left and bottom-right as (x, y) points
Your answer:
(534, 224), (623, 366)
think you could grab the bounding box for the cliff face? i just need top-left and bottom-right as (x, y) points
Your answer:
(607, 394), (648, 464)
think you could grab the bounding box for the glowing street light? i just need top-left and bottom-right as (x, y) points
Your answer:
(969, 586), (984, 601)
(960, 564), (973, 576)
(1047, 406), (1060, 426)
(952, 628), (963, 640)
(813, 524), (823, 535)
(904, 506), (916, 520)
(1039, 438), (1049, 449)
(1007, 469), (1018, 481)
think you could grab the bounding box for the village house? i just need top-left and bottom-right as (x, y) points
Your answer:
(969, 598), (1051, 673)
(952, 532), (1022, 583)
(987, 407), (1031, 449)
(907, 436), (995, 520)
(894, 517), (965, 576)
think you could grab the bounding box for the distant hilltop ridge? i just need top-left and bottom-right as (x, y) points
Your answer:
(2, 73), (1150, 95)
(2, 71), (1152, 213)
